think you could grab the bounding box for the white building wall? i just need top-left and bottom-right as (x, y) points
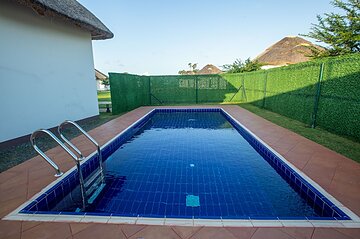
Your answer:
(0, 1), (99, 143)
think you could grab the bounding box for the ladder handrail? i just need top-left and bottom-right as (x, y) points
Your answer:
(30, 129), (80, 177)
(58, 120), (105, 183)
(30, 129), (87, 210)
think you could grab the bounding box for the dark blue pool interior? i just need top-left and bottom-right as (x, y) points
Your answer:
(21, 109), (350, 220)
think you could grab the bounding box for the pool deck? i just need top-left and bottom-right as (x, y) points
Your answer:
(1, 105), (359, 239)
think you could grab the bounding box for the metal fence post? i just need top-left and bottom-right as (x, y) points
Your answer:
(311, 63), (325, 128)
(195, 76), (198, 104)
(262, 72), (268, 108)
(241, 75), (247, 102)
(148, 76), (152, 105)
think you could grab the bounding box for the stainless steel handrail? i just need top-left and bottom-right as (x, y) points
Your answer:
(30, 129), (87, 210)
(58, 120), (105, 183)
(30, 129), (80, 177)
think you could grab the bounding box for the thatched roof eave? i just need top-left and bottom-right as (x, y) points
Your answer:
(15, 0), (113, 40)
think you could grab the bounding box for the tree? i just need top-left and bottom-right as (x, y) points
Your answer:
(187, 63), (198, 72)
(192, 63), (199, 73)
(301, 0), (360, 57)
(101, 78), (110, 88)
(179, 63), (199, 75)
(222, 58), (262, 73)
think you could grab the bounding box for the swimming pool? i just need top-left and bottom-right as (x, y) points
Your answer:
(7, 108), (359, 226)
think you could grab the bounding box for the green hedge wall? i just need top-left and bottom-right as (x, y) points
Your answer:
(264, 63), (320, 124)
(242, 71), (267, 107)
(109, 54), (360, 140)
(109, 73), (150, 113)
(149, 75), (197, 105)
(316, 56), (360, 140)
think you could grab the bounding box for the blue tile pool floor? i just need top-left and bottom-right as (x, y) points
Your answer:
(67, 111), (321, 219)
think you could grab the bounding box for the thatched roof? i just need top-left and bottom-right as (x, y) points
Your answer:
(15, 0), (113, 40)
(255, 36), (323, 65)
(197, 64), (222, 75)
(95, 69), (107, 80)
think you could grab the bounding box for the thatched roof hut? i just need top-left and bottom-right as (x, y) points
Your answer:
(15, 0), (113, 40)
(255, 36), (323, 66)
(198, 64), (222, 75)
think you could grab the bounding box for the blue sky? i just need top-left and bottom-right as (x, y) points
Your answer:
(79, 0), (338, 75)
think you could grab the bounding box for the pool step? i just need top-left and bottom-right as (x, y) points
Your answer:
(87, 183), (106, 204)
(84, 170), (106, 205)
(85, 170), (102, 189)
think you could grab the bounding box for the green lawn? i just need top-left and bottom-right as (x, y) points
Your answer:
(238, 103), (360, 163)
(97, 90), (111, 102)
(0, 112), (121, 173)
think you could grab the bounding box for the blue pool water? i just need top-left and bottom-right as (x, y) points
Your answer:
(94, 111), (319, 218)
(22, 109), (350, 220)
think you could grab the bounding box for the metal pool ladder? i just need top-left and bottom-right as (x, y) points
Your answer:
(58, 120), (106, 205)
(30, 129), (87, 210)
(30, 121), (106, 211)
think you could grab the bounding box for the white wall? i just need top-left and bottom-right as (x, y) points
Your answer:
(0, 0), (99, 143)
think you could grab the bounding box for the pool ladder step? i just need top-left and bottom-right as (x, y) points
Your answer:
(84, 170), (106, 205)
(87, 183), (106, 204)
(84, 170), (102, 189)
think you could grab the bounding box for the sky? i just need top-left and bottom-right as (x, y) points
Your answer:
(78, 0), (339, 75)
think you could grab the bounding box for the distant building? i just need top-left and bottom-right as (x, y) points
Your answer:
(255, 36), (323, 69)
(0, 0), (113, 143)
(95, 69), (109, 91)
(197, 64), (223, 75)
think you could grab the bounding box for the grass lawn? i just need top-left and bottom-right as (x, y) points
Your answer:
(97, 90), (111, 102)
(0, 112), (122, 173)
(238, 103), (360, 163)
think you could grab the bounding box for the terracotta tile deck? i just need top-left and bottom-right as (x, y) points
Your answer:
(1, 105), (359, 239)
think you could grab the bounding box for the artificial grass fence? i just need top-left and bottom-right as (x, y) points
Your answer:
(239, 103), (360, 163)
(109, 54), (360, 141)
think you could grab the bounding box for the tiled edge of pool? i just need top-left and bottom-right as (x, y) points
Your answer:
(4, 108), (360, 228)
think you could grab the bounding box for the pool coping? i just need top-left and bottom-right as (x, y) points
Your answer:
(3, 107), (360, 228)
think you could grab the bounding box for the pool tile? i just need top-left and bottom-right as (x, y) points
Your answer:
(136, 217), (165, 225)
(80, 215), (110, 223)
(222, 219), (253, 227)
(193, 219), (222, 227)
(165, 218), (193, 226)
